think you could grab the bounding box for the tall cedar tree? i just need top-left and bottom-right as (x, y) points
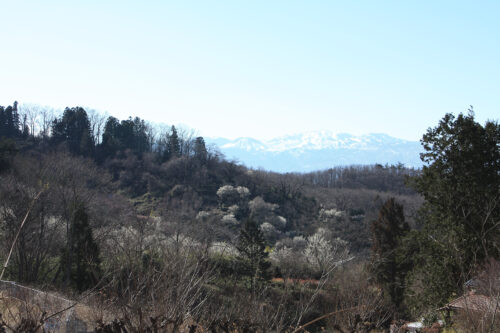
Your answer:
(51, 107), (94, 156)
(406, 110), (500, 313)
(60, 203), (101, 292)
(167, 125), (181, 158)
(237, 219), (271, 291)
(194, 136), (208, 163)
(0, 102), (20, 138)
(371, 198), (410, 312)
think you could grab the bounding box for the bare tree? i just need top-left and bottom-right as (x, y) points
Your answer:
(87, 108), (109, 145)
(96, 233), (214, 333)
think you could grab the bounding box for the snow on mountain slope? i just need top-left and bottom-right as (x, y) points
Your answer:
(206, 132), (422, 173)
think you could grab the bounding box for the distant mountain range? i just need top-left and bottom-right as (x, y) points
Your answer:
(206, 131), (423, 173)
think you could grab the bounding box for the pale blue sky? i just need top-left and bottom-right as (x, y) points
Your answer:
(1, 0), (499, 140)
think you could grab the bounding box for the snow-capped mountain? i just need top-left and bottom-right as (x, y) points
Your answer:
(207, 131), (422, 173)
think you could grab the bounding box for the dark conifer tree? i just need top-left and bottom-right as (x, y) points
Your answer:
(100, 116), (150, 156)
(60, 203), (101, 292)
(237, 219), (271, 292)
(0, 102), (21, 138)
(370, 198), (409, 312)
(100, 116), (121, 157)
(132, 117), (149, 153)
(167, 125), (181, 159)
(51, 107), (94, 156)
(405, 110), (500, 313)
(194, 136), (208, 163)
(0, 106), (5, 136)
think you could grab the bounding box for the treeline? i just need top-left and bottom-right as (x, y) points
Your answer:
(301, 163), (419, 195)
(0, 102), (230, 199)
(0, 104), (210, 165)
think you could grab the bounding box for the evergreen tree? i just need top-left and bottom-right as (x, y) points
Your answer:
(132, 117), (149, 153)
(236, 219), (271, 291)
(60, 203), (101, 292)
(370, 198), (409, 312)
(194, 136), (208, 163)
(118, 117), (136, 150)
(52, 107), (94, 156)
(0, 102), (21, 138)
(405, 110), (500, 312)
(167, 125), (181, 159)
(100, 116), (121, 157)
(0, 106), (5, 135)
(100, 116), (150, 157)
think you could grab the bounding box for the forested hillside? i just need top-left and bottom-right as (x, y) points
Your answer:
(0, 102), (498, 332)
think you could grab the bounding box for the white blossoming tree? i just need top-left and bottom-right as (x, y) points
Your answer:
(305, 228), (349, 274)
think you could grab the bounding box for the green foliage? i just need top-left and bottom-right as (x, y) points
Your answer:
(236, 219), (271, 290)
(51, 107), (94, 156)
(403, 229), (463, 316)
(163, 125), (181, 161)
(60, 203), (101, 292)
(405, 110), (500, 312)
(100, 116), (150, 158)
(370, 198), (410, 312)
(0, 102), (21, 139)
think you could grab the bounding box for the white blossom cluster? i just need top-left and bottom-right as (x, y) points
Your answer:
(259, 222), (277, 239)
(236, 186), (250, 198)
(270, 228), (349, 275)
(196, 210), (212, 221)
(216, 185), (250, 200)
(221, 213), (239, 225)
(319, 208), (344, 221)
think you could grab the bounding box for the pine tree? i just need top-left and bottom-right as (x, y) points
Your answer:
(0, 102), (21, 138)
(236, 219), (271, 291)
(51, 107), (94, 156)
(167, 125), (181, 158)
(370, 198), (409, 312)
(61, 203), (101, 292)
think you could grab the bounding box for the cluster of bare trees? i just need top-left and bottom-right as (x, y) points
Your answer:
(300, 164), (419, 195)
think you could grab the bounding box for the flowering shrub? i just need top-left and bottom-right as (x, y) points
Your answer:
(221, 213), (238, 225)
(319, 208), (344, 222)
(259, 222), (278, 240)
(216, 185), (250, 209)
(305, 228), (349, 273)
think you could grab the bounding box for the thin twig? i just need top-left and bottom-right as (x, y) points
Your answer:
(0, 188), (44, 280)
(291, 306), (360, 333)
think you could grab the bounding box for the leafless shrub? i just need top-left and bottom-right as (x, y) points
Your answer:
(95, 236), (214, 333)
(453, 258), (500, 333)
(325, 263), (392, 332)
